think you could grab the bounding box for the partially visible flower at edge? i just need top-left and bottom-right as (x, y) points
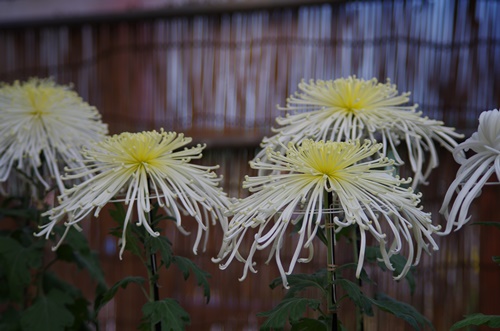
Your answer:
(214, 139), (439, 287)
(257, 76), (463, 189)
(440, 109), (500, 235)
(0, 78), (108, 198)
(37, 129), (231, 258)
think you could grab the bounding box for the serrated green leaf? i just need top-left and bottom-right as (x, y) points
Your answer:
(173, 256), (211, 303)
(94, 276), (145, 316)
(42, 271), (83, 299)
(371, 292), (434, 330)
(335, 278), (373, 316)
(364, 246), (415, 294)
(0, 306), (21, 331)
(108, 204), (144, 257)
(270, 270), (328, 299)
(108, 202), (127, 225)
(73, 250), (106, 286)
(333, 263), (373, 285)
(57, 228), (106, 287)
(68, 297), (94, 331)
(291, 317), (327, 331)
(41, 272), (95, 330)
(141, 298), (190, 331)
(258, 297), (321, 330)
(0, 237), (43, 302)
(147, 235), (173, 267)
(20, 289), (74, 331)
(386, 254), (416, 294)
(450, 313), (500, 330)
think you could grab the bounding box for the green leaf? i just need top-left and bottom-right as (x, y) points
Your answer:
(258, 297), (321, 330)
(333, 263), (373, 285)
(108, 202), (127, 225)
(42, 271), (83, 299)
(147, 235), (173, 267)
(386, 254), (416, 294)
(68, 297), (94, 331)
(94, 276), (145, 316)
(315, 226), (328, 246)
(20, 289), (74, 331)
(371, 292), (434, 330)
(269, 270), (328, 299)
(0, 237), (43, 302)
(141, 298), (190, 331)
(364, 246), (415, 294)
(0, 306), (21, 331)
(41, 272), (95, 330)
(108, 203), (144, 257)
(56, 228), (106, 287)
(471, 221), (500, 229)
(450, 313), (500, 330)
(493, 256), (500, 266)
(291, 318), (327, 331)
(335, 278), (373, 316)
(173, 256), (211, 303)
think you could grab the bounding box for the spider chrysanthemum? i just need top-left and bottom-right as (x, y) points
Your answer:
(257, 76), (463, 188)
(215, 139), (439, 286)
(0, 78), (108, 197)
(38, 129), (230, 257)
(440, 109), (500, 234)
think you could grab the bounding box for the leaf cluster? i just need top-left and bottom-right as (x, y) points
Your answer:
(0, 197), (106, 331)
(104, 203), (213, 330)
(259, 262), (433, 331)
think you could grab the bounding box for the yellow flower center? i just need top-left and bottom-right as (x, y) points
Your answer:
(332, 79), (371, 114)
(285, 139), (381, 181)
(126, 136), (161, 168)
(25, 86), (56, 117)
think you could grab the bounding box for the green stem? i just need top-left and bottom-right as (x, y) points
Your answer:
(325, 192), (338, 331)
(351, 227), (364, 331)
(145, 210), (161, 331)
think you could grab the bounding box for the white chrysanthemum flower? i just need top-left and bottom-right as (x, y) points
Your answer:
(440, 109), (500, 234)
(215, 139), (439, 286)
(258, 76), (463, 188)
(38, 129), (230, 257)
(0, 78), (108, 197)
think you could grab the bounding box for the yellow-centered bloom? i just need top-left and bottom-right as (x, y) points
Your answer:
(440, 109), (500, 234)
(257, 76), (463, 188)
(215, 139), (439, 286)
(38, 130), (230, 257)
(0, 78), (108, 197)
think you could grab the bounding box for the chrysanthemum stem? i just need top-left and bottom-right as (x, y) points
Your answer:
(146, 209), (161, 331)
(351, 227), (364, 331)
(149, 252), (161, 331)
(325, 192), (338, 331)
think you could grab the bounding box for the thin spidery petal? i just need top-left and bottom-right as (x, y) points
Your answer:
(256, 76), (463, 189)
(0, 78), (108, 198)
(215, 139), (439, 287)
(37, 129), (231, 257)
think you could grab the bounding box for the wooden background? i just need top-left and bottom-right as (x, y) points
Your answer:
(1, 0), (499, 330)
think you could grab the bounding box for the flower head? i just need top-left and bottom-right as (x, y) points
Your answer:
(258, 76), (463, 188)
(215, 139), (439, 286)
(38, 129), (230, 257)
(440, 109), (500, 234)
(0, 78), (108, 197)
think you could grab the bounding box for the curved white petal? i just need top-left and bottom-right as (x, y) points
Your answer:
(216, 139), (438, 286)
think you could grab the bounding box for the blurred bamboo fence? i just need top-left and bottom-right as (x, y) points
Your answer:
(1, 0), (499, 330)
